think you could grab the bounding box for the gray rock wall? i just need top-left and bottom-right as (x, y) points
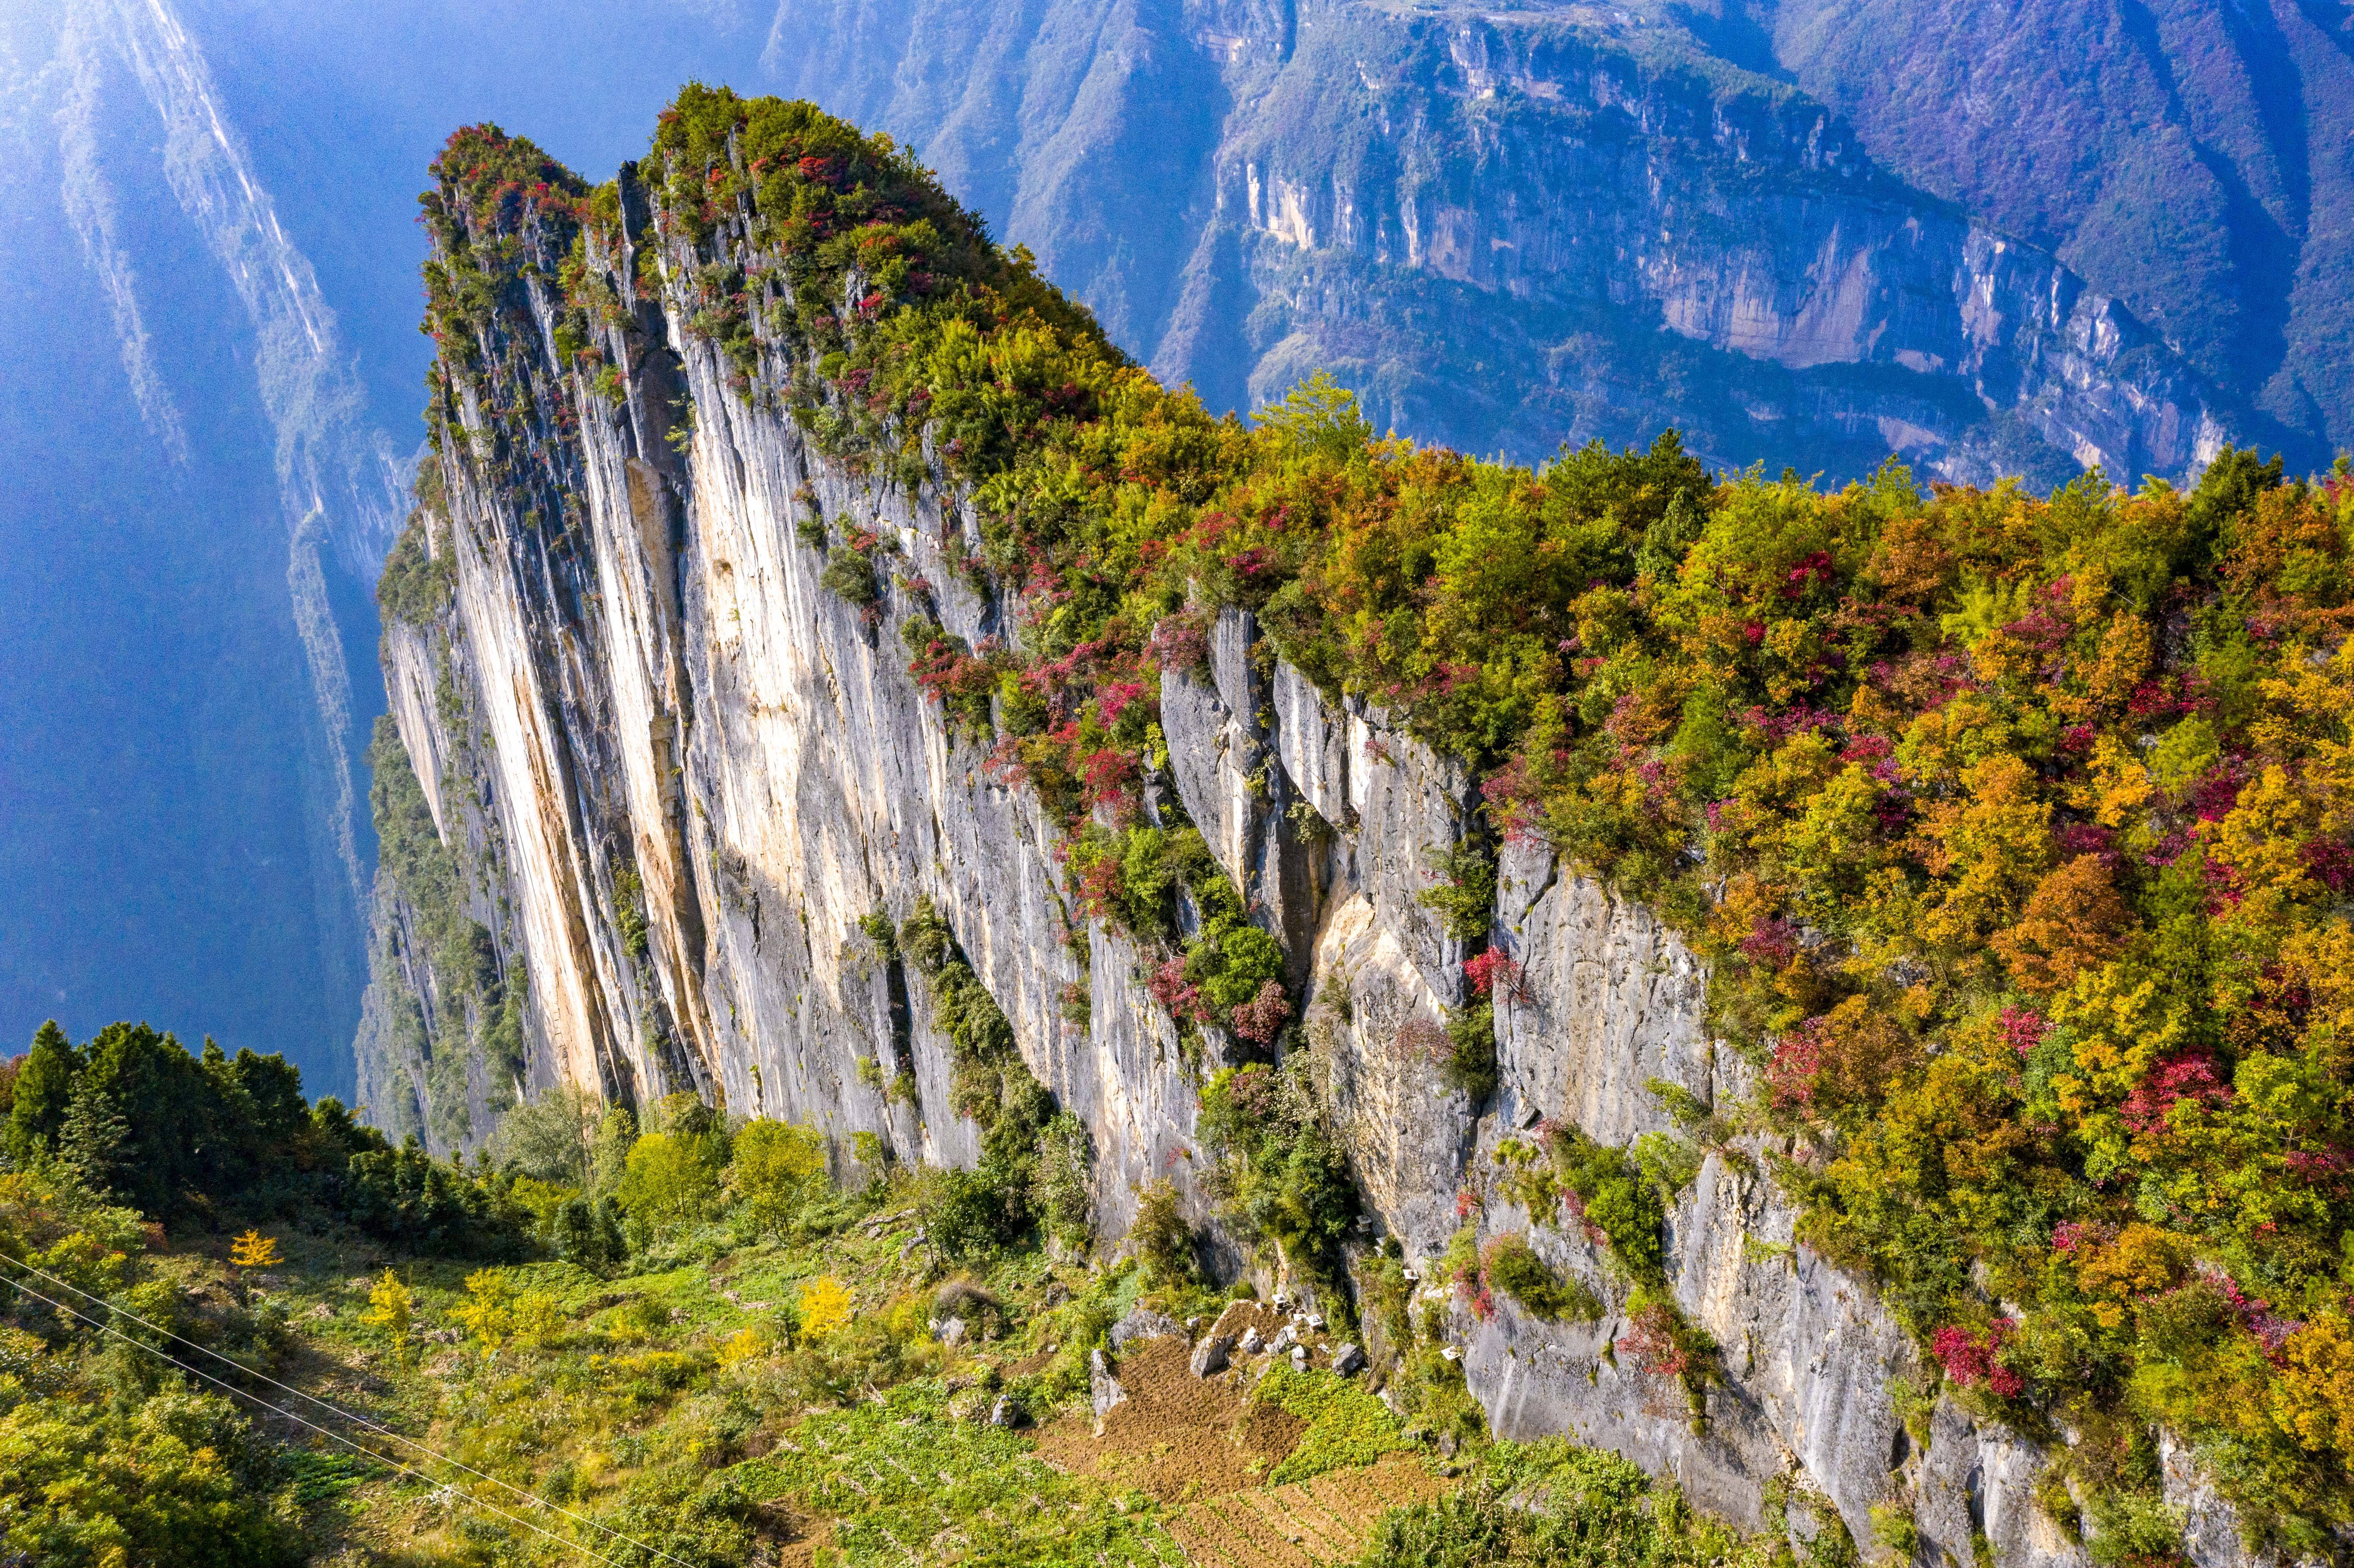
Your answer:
(365, 169), (2165, 1562)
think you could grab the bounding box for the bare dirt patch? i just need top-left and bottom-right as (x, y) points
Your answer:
(1033, 1337), (1301, 1504)
(1163, 1455), (1447, 1568)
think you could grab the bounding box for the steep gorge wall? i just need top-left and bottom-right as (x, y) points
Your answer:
(769, 0), (2240, 486)
(340, 149), (2209, 1561)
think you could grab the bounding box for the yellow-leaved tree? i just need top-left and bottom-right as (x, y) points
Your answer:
(228, 1230), (282, 1269)
(513, 1289), (566, 1350)
(454, 1269), (517, 1352)
(359, 1269), (414, 1363)
(797, 1275), (853, 1343)
(730, 1118), (828, 1234)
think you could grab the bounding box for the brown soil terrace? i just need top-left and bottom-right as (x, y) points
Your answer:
(1028, 1304), (1450, 1565)
(1164, 1458), (1446, 1568)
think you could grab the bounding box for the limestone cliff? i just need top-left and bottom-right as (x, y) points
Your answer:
(354, 118), (2257, 1564)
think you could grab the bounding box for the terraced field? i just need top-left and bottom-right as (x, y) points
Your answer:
(1165, 1457), (1448, 1568)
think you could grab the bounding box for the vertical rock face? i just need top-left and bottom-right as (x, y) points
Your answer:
(1467, 847), (2093, 1563)
(368, 151), (2172, 1562)
(374, 182), (1220, 1231)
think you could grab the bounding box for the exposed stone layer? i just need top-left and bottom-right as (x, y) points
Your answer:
(359, 158), (2242, 1562)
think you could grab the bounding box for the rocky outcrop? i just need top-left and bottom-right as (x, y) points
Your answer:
(1455, 844), (2090, 1562)
(368, 179), (1224, 1232)
(362, 148), (2161, 1561)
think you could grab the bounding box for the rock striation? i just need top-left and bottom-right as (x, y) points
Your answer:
(362, 126), (2259, 1565)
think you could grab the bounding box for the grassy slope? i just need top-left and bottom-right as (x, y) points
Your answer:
(0, 1160), (1778, 1568)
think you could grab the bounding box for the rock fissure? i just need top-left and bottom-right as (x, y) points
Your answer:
(345, 100), (2295, 1566)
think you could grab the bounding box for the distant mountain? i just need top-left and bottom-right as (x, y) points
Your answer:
(0, 0), (779, 1090)
(0, 0), (403, 1092)
(763, 0), (2338, 479)
(1759, 0), (2354, 455)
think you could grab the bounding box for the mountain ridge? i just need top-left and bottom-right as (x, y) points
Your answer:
(364, 89), (2354, 1555)
(762, 0), (2270, 483)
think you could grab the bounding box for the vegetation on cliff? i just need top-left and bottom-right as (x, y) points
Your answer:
(365, 715), (528, 1153)
(414, 83), (2354, 1545)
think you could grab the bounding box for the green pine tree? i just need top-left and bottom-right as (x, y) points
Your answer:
(6, 1020), (79, 1164)
(56, 1078), (128, 1195)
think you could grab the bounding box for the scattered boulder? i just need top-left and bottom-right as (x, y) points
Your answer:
(1267, 1325), (1298, 1356)
(1289, 1344), (1309, 1369)
(1237, 1326), (1264, 1355)
(989, 1394), (1018, 1428)
(1189, 1334), (1233, 1378)
(1330, 1343), (1366, 1376)
(1090, 1348), (1127, 1422)
(1108, 1308), (1183, 1349)
(934, 1316), (968, 1348)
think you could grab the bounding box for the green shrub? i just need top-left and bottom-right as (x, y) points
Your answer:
(820, 545), (880, 604)
(375, 512), (454, 628)
(613, 861), (650, 960)
(1481, 1234), (1600, 1322)
(1547, 1129), (1665, 1283)
(1130, 1179), (1195, 1285)
(1417, 841), (1496, 942)
(1442, 1001), (1498, 1100)
(1197, 1060), (1357, 1269)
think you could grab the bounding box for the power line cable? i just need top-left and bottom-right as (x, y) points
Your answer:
(0, 1251), (694, 1567)
(0, 1257), (679, 1568)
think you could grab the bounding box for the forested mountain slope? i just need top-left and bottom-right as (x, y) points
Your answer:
(1760, 0), (2354, 451)
(355, 85), (2354, 1560)
(761, 0), (2339, 479)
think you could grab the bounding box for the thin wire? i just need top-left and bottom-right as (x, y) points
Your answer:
(0, 1252), (696, 1568)
(0, 1266), (631, 1568)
